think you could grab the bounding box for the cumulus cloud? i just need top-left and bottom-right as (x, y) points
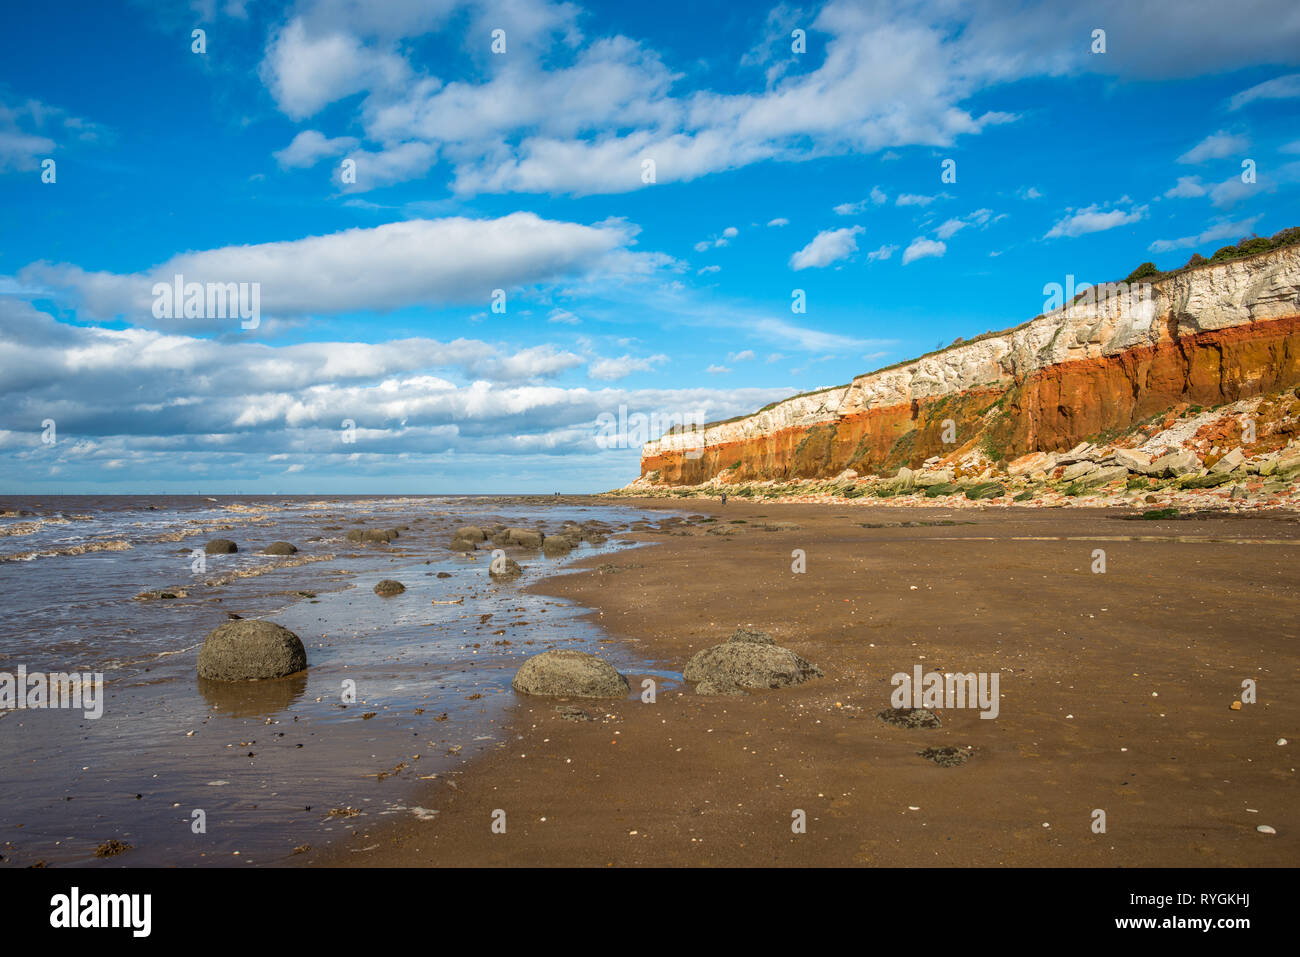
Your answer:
(273, 129), (360, 168)
(250, 0), (1300, 196)
(1045, 202), (1146, 239)
(866, 244), (898, 261)
(21, 213), (666, 327)
(789, 226), (864, 270)
(0, 296), (798, 489)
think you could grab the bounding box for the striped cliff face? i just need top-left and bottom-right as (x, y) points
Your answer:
(640, 246), (1300, 485)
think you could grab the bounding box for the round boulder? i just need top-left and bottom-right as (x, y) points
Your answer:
(684, 640), (822, 693)
(261, 541), (298, 555)
(511, 649), (630, 698)
(452, 525), (487, 542)
(374, 579), (406, 597)
(449, 538), (476, 552)
(197, 620), (307, 681)
(489, 556), (523, 581)
(205, 539), (237, 555)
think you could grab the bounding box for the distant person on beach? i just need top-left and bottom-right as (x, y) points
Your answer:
(721, 492), (727, 506)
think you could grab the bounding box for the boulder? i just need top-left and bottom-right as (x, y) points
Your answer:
(964, 481), (1005, 500)
(196, 620), (307, 681)
(373, 579), (405, 597)
(1180, 471), (1232, 489)
(448, 538), (476, 552)
(914, 469), (954, 487)
(684, 637), (822, 694)
(1075, 464), (1129, 488)
(1061, 460), (1099, 481)
(505, 527), (545, 548)
(1007, 451), (1054, 477)
(1112, 448), (1153, 473)
(204, 539), (237, 554)
(452, 525), (487, 542)
(1275, 445), (1300, 477)
(345, 528), (398, 543)
(1057, 442), (1097, 465)
(542, 536), (574, 557)
(1209, 448), (1246, 474)
(489, 556), (523, 581)
(261, 542), (297, 555)
(511, 649), (629, 698)
(922, 482), (960, 498)
(728, 627), (774, 645)
(1149, 449), (1199, 477)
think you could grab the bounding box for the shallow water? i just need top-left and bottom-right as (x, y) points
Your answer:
(0, 495), (674, 867)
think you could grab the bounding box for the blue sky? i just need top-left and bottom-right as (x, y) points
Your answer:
(2, 0), (1298, 493)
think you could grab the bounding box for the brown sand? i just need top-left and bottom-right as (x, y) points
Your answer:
(313, 500), (1299, 867)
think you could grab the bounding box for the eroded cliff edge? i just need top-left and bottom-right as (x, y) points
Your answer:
(639, 245), (1300, 486)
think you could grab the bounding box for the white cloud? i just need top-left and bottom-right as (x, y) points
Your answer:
(261, 17), (412, 120)
(547, 308), (581, 324)
(587, 353), (669, 381)
(697, 264), (721, 274)
(1044, 202), (1146, 239)
(935, 218), (967, 240)
(1164, 175), (1208, 198)
(1148, 216), (1262, 253)
(1177, 131), (1250, 164)
(22, 214), (666, 325)
(273, 129), (360, 168)
(767, 217), (789, 227)
(1228, 73), (1300, 110)
(0, 94), (103, 173)
(729, 350), (755, 361)
(251, 0), (1300, 198)
(866, 244), (898, 262)
(789, 226), (864, 270)
(706, 364), (731, 374)
(896, 193), (937, 207)
(901, 237), (946, 264)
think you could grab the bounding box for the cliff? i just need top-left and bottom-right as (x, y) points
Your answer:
(640, 244), (1300, 486)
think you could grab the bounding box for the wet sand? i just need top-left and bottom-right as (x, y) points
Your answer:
(317, 499), (1299, 867)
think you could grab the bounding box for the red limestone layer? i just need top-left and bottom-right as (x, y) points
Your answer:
(640, 247), (1300, 485)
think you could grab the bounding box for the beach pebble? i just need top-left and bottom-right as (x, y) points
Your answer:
(374, 579), (406, 597)
(1256, 825), (1276, 835)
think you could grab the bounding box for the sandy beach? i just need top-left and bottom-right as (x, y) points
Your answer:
(314, 498), (1299, 867)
